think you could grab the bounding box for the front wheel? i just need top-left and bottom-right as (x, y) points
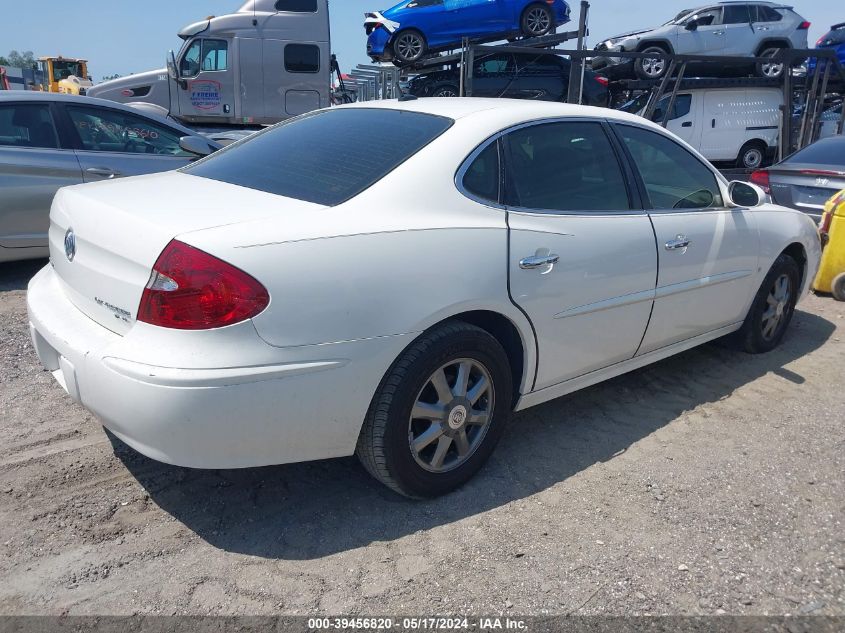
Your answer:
(635, 46), (670, 80)
(392, 30), (427, 65)
(356, 322), (513, 498)
(736, 254), (801, 354)
(521, 4), (554, 38)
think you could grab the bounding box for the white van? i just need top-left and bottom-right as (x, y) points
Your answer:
(643, 87), (782, 168)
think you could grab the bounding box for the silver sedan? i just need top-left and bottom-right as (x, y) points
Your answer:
(0, 92), (218, 263)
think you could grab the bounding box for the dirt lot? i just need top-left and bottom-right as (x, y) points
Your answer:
(0, 259), (843, 617)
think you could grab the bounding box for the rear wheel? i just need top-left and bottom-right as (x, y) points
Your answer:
(635, 45), (670, 80)
(356, 322), (512, 498)
(432, 84), (459, 98)
(736, 254), (801, 353)
(393, 30), (427, 65)
(521, 4), (554, 38)
(756, 46), (786, 78)
(831, 273), (845, 302)
(737, 141), (766, 169)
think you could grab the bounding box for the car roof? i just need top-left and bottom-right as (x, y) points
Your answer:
(338, 96), (654, 127)
(0, 91), (202, 139)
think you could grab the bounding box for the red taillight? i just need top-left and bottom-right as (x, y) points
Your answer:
(798, 21), (811, 30)
(816, 36), (825, 46)
(594, 76), (609, 87)
(138, 240), (269, 330)
(750, 169), (770, 193)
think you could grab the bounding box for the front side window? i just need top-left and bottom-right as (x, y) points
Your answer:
(275, 0), (318, 11)
(618, 124), (723, 210)
(686, 8), (721, 27)
(285, 44), (320, 73)
(181, 40), (228, 77)
(66, 106), (190, 156)
(0, 104), (59, 149)
(462, 141), (500, 203)
(651, 94), (692, 122)
(185, 109), (453, 206)
(722, 5), (751, 24)
(503, 121), (630, 213)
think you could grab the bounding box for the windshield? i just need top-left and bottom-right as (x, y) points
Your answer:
(185, 108), (454, 206)
(52, 60), (84, 81)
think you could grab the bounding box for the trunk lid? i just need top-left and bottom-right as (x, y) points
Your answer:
(49, 172), (321, 335)
(768, 163), (845, 223)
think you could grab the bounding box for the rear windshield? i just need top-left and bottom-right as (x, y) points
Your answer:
(184, 108), (453, 206)
(783, 138), (845, 166)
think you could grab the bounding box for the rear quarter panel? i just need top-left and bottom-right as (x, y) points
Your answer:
(753, 205), (822, 299)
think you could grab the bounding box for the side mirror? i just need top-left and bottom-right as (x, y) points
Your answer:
(166, 50), (178, 80)
(685, 20), (699, 31)
(728, 180), (765, 208)
(179, 135), (214, 157)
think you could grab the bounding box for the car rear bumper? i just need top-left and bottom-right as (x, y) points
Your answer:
(27, 265), (404, 469)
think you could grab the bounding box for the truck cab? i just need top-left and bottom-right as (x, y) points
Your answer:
(88, 0), (331, 127)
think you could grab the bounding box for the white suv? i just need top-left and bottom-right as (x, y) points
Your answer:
(593, 2), (810, 80)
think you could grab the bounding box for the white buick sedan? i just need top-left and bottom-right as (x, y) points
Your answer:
(28, 98), (820, 498)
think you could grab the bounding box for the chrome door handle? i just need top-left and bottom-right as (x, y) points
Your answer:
(520, 254), (560, 269)
(713, 31), (725, 36)
(86, 167), (120, 178)
(665, 235), (691, 251)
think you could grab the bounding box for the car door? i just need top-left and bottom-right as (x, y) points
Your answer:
(0, 101), (82, 250)
(61, 104), (199, 182)
(509, 53), (566, 101)
(613, 123), (759, 354)
(444, 0), (509, 39)
(504, 120), (658, 390)
(720, 4), (757, 55)
(677, 7), (725, 54)
(650, 93), (698, 146)
(751, 4), (786, 46)
(698, 89), (748, 162)
(471, 53), (517, 97)
(174, 38), (234, 121)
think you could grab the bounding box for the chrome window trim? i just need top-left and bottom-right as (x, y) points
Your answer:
(454, 116), (647, 217)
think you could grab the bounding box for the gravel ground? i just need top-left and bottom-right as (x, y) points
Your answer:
(0, 259), (843, 617)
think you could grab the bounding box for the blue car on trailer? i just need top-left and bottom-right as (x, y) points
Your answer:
(808, 22), (845, 74)
(365, 0), (571, 65)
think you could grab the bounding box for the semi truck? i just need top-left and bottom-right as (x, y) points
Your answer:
(88, 0), (332, 127)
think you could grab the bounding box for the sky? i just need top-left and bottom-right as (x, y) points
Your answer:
(1, 0), (841, 80)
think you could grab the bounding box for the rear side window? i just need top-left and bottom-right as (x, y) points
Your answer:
(783, 137), (845, 165)
(722, 5), (751, 24)
(753, 6), (783, 22)
(275, 0), (318, 11)
(618, 124), (723, 210)
(185, 108), (453, 206)
(474, 54), (515, 75)
(285, 44), (320, 73)
(503, 121), (630, 212)
(0, 104), (59, 149)
(516, 54), (564, 75)
(462, 141), (500, 203)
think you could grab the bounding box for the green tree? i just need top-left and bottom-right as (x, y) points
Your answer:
(0, 56), (10, 66)
(7, 50), (36, 69)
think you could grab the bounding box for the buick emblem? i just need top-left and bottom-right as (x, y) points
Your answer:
(64, 228), (77, 262)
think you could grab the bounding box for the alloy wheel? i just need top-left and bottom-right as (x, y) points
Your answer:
(641, 57), (666, 78)
(408, 358), (495, 473)
(760, 48), (784, 78)
(395, 33), (424, 62)
(761, 274), (792, 341)
(525, 8), (551, 35)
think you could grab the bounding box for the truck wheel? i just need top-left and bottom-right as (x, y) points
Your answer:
(737, 141), (766, 169)
(736, 254), (801, 354)
(757, 47), (786, 78)
(521, 4), (554, 38)
(392, 30), (427, 65)
(832, 273), (845, 302)
(432, 84), (459, 98)
(356, 321), (512, 498)
(635, 46), (669, 80)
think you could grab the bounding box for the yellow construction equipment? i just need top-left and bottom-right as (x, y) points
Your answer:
(37, 56), (93, 95)
(814, 189), (845, 301)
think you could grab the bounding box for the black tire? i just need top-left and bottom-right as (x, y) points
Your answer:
(520, 4), (554, 38)
(737, 140), (767, 169)
(831, 272), (845, 302)
(432, 84), (459, 98)
(736, 254), (801, 354)
(392, 30), (427, 65)
(356, 321), (513, 499)
(756, 46), (786, 78)
(635, 45), (670, 80)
